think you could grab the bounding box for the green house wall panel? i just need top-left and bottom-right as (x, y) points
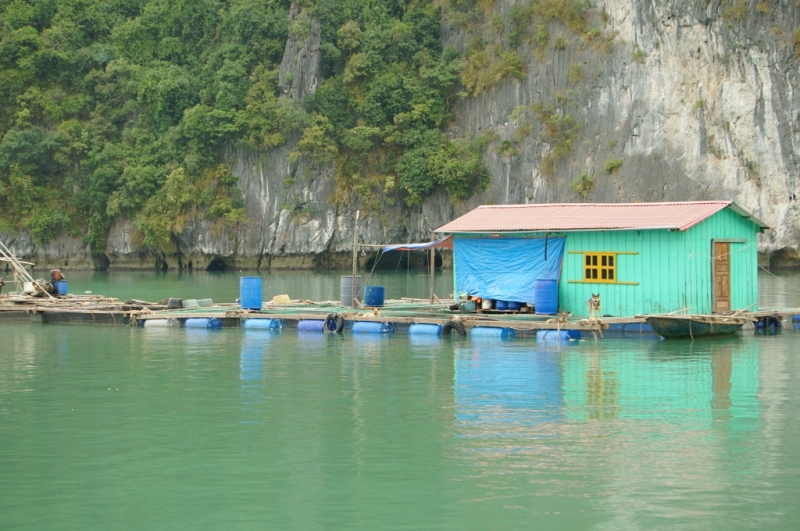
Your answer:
(679, 207), (760, 314)
(560, 228), (690, 317)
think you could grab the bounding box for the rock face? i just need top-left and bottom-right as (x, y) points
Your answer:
(5, 0), (800, 270)
(0, 231), (98, 272)
(440, 0), (800, 267)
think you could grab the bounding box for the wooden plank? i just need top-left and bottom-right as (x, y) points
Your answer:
(459, 317), (607, 331)
(567, 251), (640, 255)
(568, 280), (640, 285)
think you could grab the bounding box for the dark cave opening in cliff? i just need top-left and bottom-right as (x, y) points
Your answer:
(206, 256), (227, 271)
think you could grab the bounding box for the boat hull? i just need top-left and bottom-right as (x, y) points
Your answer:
(645, 316), (748, 339)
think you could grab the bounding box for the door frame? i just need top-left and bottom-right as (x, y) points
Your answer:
(710, 239), (746, 313)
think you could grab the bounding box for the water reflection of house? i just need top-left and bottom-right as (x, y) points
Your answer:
(562, 341), (760, 428)
(454, 346), (563, 434)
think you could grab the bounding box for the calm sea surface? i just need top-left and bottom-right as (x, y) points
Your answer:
(1, 270), (799, 530)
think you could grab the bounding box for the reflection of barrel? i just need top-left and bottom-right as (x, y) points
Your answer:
(534, 279), (558, 314)
(363, 286), (385, 307)
(240, 277), (263, 310)
(340, 275), (362, 307)
(240, 336), (264, 382)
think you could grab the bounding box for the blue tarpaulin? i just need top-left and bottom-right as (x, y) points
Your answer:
(454, 237), (565, 303)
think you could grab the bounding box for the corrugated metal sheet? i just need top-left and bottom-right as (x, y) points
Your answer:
(435, 201), (770, 233)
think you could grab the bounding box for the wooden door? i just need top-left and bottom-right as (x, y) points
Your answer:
(713, 242), (731, 313)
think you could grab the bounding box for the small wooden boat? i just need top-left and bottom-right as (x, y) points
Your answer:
(645, 314), (753, 339)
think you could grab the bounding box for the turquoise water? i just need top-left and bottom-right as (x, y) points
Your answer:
(1, 271), (799, 530)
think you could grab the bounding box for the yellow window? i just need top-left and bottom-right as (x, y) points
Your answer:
(584, 253), (616, 283)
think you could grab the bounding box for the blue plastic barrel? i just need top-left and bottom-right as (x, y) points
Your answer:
(506, 301), (522, 311)
(470, 326), (515, 340)
(297, 320), (325, 332)
(408, 323), (442, 336)
(363, 286), (385, 307)
(239, 276), (263, 310)
(185, 318), (222, 329)
(537, 329), (581, 342)
(534, 279), (558, 314)
(495, 300), (508, 311)
(53, 280), (68, 295)
(243, 318), (282, 330)
(793, 315), (800, 329)
(352, 322), (394, 334)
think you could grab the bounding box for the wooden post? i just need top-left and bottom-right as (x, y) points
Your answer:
(429, 231), (435, 304)
(352, 210), (360, 307)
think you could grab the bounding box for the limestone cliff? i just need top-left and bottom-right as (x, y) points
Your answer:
(4, 0), (800, 270)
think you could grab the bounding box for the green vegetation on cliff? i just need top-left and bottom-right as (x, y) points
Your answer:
(1, 0), (290, 250)
(0, 0), (599, 252)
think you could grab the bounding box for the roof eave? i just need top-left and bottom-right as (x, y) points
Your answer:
(434, 226), (682, 234)
(727, 202), (772, 232)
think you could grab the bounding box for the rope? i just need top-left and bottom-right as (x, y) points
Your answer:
(394, 250), (404, 274)
(406, 250), (410, 298)
(433, 267), (448, 300)
(360, 250), (384, 297)
(686, 241), (758, 261)
(757, 264), (800, 295)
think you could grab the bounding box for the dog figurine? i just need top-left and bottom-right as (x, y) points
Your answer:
(587, 293), (601, 322)
(546, 312), (571, 324)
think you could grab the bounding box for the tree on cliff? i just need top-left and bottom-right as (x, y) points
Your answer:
(0, 0), (498, 253)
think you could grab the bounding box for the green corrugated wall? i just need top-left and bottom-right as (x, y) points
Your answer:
(680, 208), (760, 314)
(450, 207), (761, 318)
(560, 229), (686, 317)
(559, 207), (760, 317)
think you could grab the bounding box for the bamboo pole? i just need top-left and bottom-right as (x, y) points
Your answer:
(0, 239), (53, 298)
(352, 210), (360, 308)
(429, 231), (435, 304)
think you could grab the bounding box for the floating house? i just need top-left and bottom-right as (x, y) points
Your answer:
(434, 202), (770, 318)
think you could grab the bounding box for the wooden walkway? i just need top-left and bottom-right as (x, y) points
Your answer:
(2, 294), (799, 336)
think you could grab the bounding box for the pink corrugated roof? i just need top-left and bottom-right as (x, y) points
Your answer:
(435, 201), (770, 233)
